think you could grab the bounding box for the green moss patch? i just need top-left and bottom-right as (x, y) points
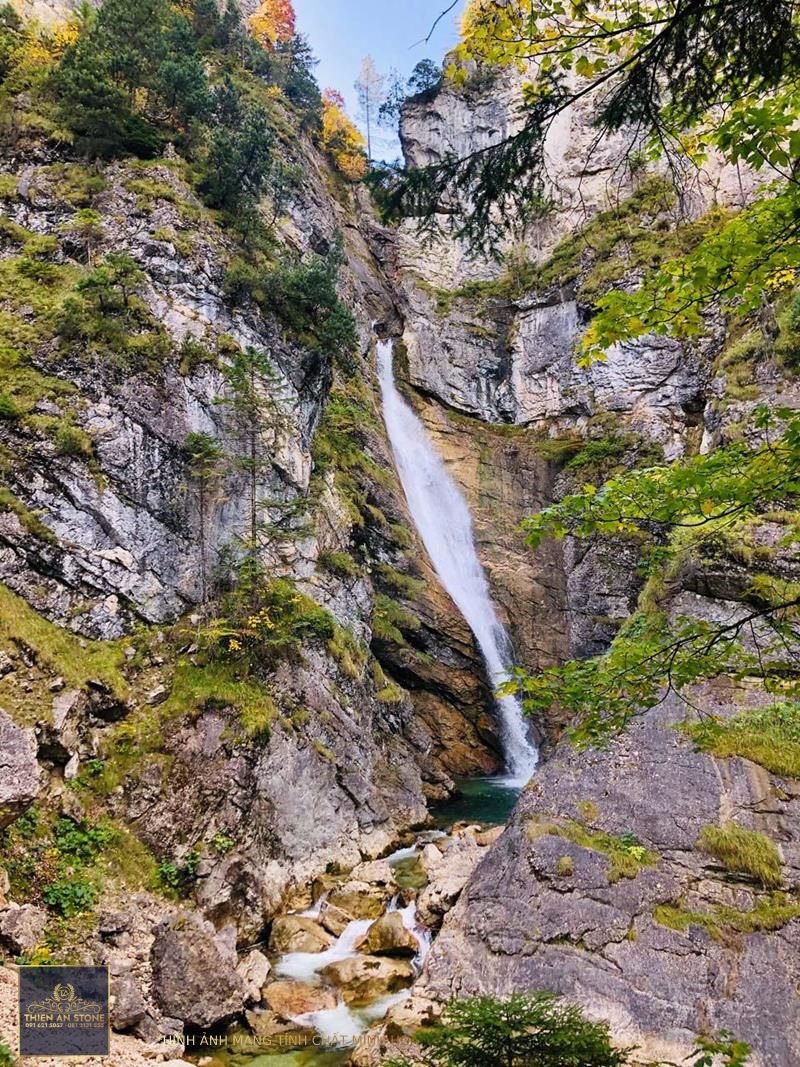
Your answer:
(0, 486), (55, 542)
(372, 594), (421, 646)
(654, 893), (800, 940)
(0, 584), (128, 725)
(526, 816), (658, 883)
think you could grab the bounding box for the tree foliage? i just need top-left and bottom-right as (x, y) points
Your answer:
(249, 0), (296, 50)
(379, 59), (443, 126)
(0, 0), (321, 168)
(508, 406), (800, 744)
(386, 993), (630, 1067)
(354, 54), (385, 162)
(321, 87), (368, 180)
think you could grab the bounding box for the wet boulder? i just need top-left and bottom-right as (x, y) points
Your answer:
(356, 911), (419, 958)
(320, 955), (414, 1007)
(268, 915), (333, 954)
(263, 980), (338, 1019)
(328, 881), (391, 920)
(319, 899), (356, 936)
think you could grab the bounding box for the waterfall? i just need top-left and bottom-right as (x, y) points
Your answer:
(376, 339), (538, 786)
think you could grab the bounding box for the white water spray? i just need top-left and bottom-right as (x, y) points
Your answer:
(376, 339), (538, 786)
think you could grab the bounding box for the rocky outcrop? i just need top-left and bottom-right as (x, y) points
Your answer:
(412, 679), (800, 1065)
(0, 903), (47, 955)
(0, 709), (40, 828)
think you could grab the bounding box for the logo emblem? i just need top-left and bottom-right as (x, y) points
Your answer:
(19, 966), (109, 1056)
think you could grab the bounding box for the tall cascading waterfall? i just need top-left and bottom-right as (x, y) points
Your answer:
(376, 338), (539, 786)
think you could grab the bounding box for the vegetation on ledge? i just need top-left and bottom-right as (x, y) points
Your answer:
(526, 815), (658, 884)
(697, 824), (783, 889)
(683, 702), (800, 778)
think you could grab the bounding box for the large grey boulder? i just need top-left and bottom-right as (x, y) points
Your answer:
(0, 709), (40, 829)
(150, 912), (245, 1028)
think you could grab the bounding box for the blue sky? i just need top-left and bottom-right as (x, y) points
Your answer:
(293, 0), (465, 160)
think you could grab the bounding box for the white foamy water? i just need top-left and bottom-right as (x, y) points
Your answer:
(292, 989), (412, 1045)
(376, 338), (538, 785)
(274, 918), (373, 981)
(297, 892), (328, 919)
(282, 903), (427, 1047)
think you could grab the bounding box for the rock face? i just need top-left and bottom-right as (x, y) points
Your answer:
(416, 680), (800, 1065)
(0, 57), (502, 955)
(0, 710), (40, 829)
(150, 912), (245, 1029)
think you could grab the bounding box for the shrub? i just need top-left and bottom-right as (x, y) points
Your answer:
(386, 993), (630, 1067)
(698, 823), (783, 888)
(53, 816), (117, 863)
(372, 594), (421, 645)
(260, 238), (358, 371)
(318, 550), (359, 579)
(0, 392), (21, 419)
(207, 578), (336, 666)
(526, 817), (657, 883)
(54, 421), (93, 458)
(557, 855), (575, 876)
(212, 832), (235, 854)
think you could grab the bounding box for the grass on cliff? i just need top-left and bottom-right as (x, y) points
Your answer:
(697, 823), (783, 888)
(654, 893), (800, 941)
(683, 702), (800, 778)
(526, 816), (658, 883)
(372, 594), (422, 646)
(422, 176), (719, 312)
(0, 485), (56, 542)
(0, 584), (128, 723)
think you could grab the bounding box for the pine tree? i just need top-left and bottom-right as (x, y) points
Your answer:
(221, 348), (285, 570)
(183, 431), (225, 607)
(201, 103), (274, 212)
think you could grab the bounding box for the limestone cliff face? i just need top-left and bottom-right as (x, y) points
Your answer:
(379, 61), (800, 1067)
(0, 29), (505, 981)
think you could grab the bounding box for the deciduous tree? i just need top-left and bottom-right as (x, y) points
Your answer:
(320, 88), (367, 180)
(249, 0), (295, 49)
